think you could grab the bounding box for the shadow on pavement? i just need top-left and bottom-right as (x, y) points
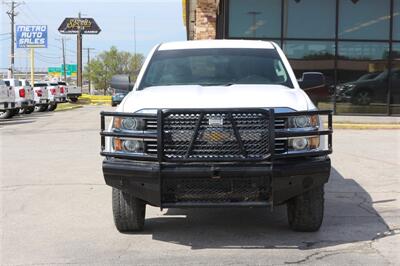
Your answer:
(0, 112), (53, 126)
(129, 167), (392, 250)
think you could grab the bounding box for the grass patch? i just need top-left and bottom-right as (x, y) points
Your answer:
(77, 94), (111, 106)
(54, 103), (83, 112)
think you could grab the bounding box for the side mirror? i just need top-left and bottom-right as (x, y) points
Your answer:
(110, 75), (133, 92)
(298, 72), (325, 90)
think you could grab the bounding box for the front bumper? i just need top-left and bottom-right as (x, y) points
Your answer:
(103, 156), (331, 208)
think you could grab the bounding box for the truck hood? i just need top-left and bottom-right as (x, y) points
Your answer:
(121, 85), (311, 112)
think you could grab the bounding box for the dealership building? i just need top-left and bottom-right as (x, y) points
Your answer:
(183, 0), (400, 115)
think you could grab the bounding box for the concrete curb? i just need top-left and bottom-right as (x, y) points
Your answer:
(328, 123), (400, 129)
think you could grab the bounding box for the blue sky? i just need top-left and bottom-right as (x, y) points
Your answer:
(0, 0), (186, 71)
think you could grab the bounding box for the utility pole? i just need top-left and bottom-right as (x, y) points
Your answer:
(61, 38), (66, 82)
(133, 16), (138, 76)
(83, 47), (95, 94)
(4, 0), (24, 78)
(77, 12), (83, 88)
(56, 37), (70, 82)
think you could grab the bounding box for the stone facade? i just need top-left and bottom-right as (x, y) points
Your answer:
(193, 0), (218, 40)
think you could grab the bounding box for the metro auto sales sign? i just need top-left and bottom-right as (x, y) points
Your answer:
(16, 25), (48, 48)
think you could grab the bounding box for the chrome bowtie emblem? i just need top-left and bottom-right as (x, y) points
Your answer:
(208, 117), (224, 126)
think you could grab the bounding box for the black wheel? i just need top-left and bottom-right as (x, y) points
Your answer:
(111, 102), (117, 107)
(35, 105), (47, 112)
(352, 90), (372, 105)
(24, 106), (34, 114)
(287, 186), (324, 232)
(12, 108), (20, 115)
(69, 97), (78, 103)
(47, 103), (57, 111)
(112, 188), (146, 232)
(0, 110), (14, 119)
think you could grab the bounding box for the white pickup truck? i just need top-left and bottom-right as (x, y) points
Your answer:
(4, 78), (35, 115)
(32, 82), (50, 112)
(100, 40), (333, 233)
(58, 81), (81, 102)
(0, 80), (16, 119)
(46, 82), (64, 111)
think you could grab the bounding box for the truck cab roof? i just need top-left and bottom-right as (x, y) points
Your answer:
(158, 40), (276, 51)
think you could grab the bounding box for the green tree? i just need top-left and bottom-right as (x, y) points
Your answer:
(84, 46), (144, 94)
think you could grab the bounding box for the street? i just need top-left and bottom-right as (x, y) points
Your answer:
(1, 106), (399, 265)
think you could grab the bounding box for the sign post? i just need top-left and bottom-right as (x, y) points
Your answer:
(16, 25), (48, 85)
(58, 16), (100, 88)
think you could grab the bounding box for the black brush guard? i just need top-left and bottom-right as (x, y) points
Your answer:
(101, 109), (332, 207)
(100, 109), (332, 162)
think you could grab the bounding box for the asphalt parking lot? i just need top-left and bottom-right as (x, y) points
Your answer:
(1, 106), (399, 265)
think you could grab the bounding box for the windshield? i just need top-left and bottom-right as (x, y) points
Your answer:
(139, 48), (293, 89)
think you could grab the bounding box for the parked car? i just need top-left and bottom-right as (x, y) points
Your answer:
(33, 82), (50, 112)
(111, 91), (127, 106)
(58, 81), (81, 102)
(3, 78), (35, 115)
(0, 80), (16, 119)
(336, 69), (400, 105)
(100, 40), (333, 233)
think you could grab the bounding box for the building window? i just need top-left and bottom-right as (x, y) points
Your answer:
(394, 0), (400, 40)
(391, 43), (400, 113)
(228, 0), (281, 38)
(338, 0), (390, 40)
(336, 42), (389, 114)
(283, 0), (336, 39)
(284, 41), (335, 60)
(338, 42), (390, 60)
(284, 41), (335, 108)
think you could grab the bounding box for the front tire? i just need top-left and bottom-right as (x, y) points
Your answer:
(47, 103), (57, 111)
(287, 186), (324, 232)
(69, 97), (78, 103)
(112, 188), (146, 232)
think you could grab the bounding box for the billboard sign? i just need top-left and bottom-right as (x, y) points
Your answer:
(58, 18), (101, 34)
(16, 25), (48, 48)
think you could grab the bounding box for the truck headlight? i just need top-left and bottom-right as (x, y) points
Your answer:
(113, 117), (145, 131)
(289, 115), (319, 129)
(122, 139), (144, 153)
(290, 138), (308, 150)
(289, 136), (320, 150)
(113, 138), (145, 153)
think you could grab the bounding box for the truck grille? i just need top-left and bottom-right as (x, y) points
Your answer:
(163, 176), (270, 203)
(144, 114), (288, 156)
(161, 111), (272, 161)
